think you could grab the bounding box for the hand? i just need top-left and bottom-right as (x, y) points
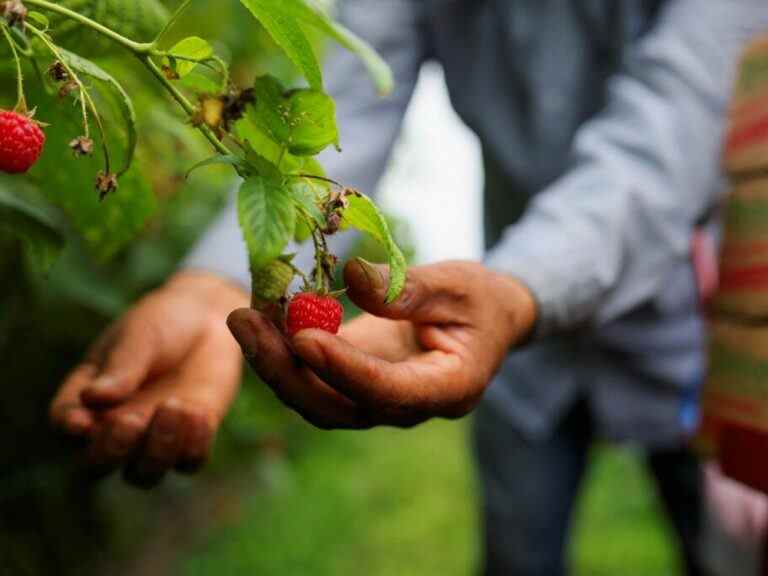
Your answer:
(227, 260), (537, 429)
(50, 272), (248, 487)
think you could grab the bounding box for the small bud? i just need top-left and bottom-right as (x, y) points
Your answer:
(58, 80), (78, 99)
(192, 95), (226, 137)
(322, 211), (342, 235)
(48, 61), (69, 83)
(69, 136), (94, 157)
(2, 0), (27, 27)
(161, 65), (180, 81)
(95, 171), (118, 200)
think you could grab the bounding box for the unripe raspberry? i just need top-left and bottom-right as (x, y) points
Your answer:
(285, 293), (343, 337)
(251, 259), (295, 307)
(0, 110), (46, 174)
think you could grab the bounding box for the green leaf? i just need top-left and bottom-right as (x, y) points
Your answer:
(237, 176), (296, 269)
(0, 177), (65, 272)
(28, 96), (155, 261)
(290, 178), (326, 227)
(238, 0), (323, 90)
(26, 11), (50, 29)
(58, 49), (138, 176)
(247, 75), (339, 156)
(186, 154), (246, 179)
(285, 89), (339, 155)
(179, 70), (222, 94)
(341, 192), (406, 303)
(252, 0), (393, 95)
(165, 36), (214, 78)
(251, 75), (292, 144)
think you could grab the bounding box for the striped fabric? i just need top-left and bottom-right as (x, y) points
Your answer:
(700, 34), (768, 456)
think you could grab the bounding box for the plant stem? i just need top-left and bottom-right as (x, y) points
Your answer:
(152, 0), (193, 46)
(23, 0), (153, 53)
(0, 22), (26, 111)
(24, 0), (241, 172)
(139, 55), (231, 157)
(25, 23), (112, 171)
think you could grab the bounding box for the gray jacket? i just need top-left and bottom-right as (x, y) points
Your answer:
(187, 0), (768, 446)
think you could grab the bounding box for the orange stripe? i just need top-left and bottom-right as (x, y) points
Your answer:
(731, 90), (768, 120)
(722, 241), (768, 260)
(726, 114), (768, 154)
(720, 264), (768, 290)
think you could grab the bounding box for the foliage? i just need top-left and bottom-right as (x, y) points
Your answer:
(0, 0), (406, 308)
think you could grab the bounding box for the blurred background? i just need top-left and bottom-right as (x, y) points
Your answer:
(0, 1), (683, 574)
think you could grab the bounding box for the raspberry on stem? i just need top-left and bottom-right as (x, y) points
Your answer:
(285, 292), (343, 337)
(0, 110), (45, 174)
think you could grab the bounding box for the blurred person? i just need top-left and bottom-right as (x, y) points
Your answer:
(50, 1), (768, 575)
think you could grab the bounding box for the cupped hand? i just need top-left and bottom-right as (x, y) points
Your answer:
(49, 272), (248, 487)
(227, 259), (537, 429)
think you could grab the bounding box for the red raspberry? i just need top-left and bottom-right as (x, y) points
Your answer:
(286, 292), (343, 337)
(0, 110), (46, 174)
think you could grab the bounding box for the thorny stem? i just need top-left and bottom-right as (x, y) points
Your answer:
(20, 0), (238, 166)
(311, 228), (327, 292)
(25, 23), (113, 172)
(18, 0), (332, 284)
(0, 21), (25, 111)
(140, 55), (231, 157)
(23, 0), (153, 53)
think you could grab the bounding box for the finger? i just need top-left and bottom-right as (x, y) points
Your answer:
(123, 399), (185, 488)
(344, 259), (471, 324)
(80, 301), (203, 407)
(98, 322), (239, 478)
(292, 329), (469, 416)
(50, 364), (99, 436)
(86, 410), (150, 470)
(228, 308), (373, 430)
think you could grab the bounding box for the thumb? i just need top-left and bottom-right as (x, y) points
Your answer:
(344, 259), (468, 324)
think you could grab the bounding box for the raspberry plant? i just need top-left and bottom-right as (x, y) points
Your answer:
(0, 0), (406, 311)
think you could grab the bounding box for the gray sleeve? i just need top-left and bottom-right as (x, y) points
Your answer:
(485, 0), (768, 336)
(183, 0), (427, 288)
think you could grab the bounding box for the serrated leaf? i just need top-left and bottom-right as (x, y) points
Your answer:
(179, 70), (222, 94)
(290, 178), (326, 227)
(186, 154), (246, 180)
(238, 0), (323, 89)
(247, 75), (339, 156)
(285, 89), (339, 155)
(165, 36), (213, 78)
(294, 218), (312, 243)
(237, 176), (296, 269)
(58, 49), (137, 176)
(0, 177), (65, 272)
(255, 0), (393, 95)
(235, 101), (332, 175)
(341, 193), (406, 302)
(251, 75), (292, 144)
(26, 11), (50, 29)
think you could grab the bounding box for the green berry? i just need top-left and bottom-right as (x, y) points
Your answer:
(251, 259), (295, 309)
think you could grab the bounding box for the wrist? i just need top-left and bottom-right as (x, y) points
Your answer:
(164, 271), (250, 314)
(489, 270), (538, 347)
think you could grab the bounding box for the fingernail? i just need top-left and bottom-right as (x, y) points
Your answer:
(92, 375), (118, 393)
(228, 315), (261, 357)
(355, 258), (385, 291)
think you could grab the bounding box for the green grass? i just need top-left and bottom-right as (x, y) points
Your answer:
(182, 402), (681, 576)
